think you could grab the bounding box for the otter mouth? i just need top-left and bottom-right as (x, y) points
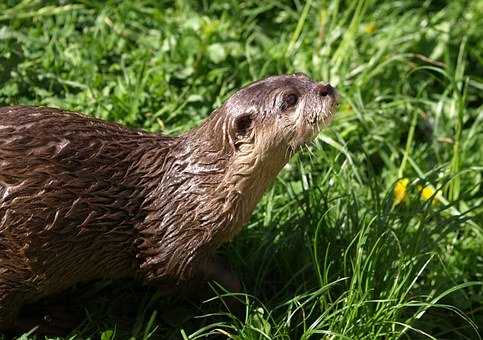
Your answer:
(313, 94), (338, 129)
(292, 85), (338, 148)
(313, 83), (338, 128)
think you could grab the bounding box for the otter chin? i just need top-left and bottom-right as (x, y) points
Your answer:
(0, 73), (337, 332)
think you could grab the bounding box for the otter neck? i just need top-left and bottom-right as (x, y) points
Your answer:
(220, 153), (287, 238)
(211, 138), (290, 242)
(167, 120), (290, 241)
(136, 119), (289, 282)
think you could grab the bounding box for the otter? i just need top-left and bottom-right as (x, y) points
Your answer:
(0, 73), (337, 331)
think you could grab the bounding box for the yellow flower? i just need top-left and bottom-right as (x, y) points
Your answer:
(364, 22), (377, 34)
(393, 178), (409, 205)
(417, 184), (438, 203)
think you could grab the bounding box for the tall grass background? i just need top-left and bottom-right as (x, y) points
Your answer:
(0, 0), (481, 339)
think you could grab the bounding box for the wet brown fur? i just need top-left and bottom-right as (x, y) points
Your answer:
(0, 74), (337, 330)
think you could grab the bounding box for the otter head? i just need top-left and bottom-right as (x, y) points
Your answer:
(223, 73), (337, 158)
(194, 73), (338, 238)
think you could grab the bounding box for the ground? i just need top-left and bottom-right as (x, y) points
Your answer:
(0, 0), (482, 339)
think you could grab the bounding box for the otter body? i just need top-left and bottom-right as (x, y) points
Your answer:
(0, 74), (337, 330)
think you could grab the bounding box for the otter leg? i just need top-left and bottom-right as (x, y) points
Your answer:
(174, 255), (241, 296)
(201, 256), (242, 293)
(198, 256), (245, 319)
(160, 256), (243, 325)
(0, 309), (16, 332)
(0, 267), (38, 332)
(1, 290), (81, 336)
(13, 303), (82, 336)
(0, 288), (23, 331)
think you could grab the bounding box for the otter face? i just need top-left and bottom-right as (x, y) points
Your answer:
(223, 73), (338, 155)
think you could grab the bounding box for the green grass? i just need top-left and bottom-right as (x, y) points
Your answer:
(1, 0), (482, 339)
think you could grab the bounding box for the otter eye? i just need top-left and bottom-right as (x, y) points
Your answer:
(282, 93), (298, 110)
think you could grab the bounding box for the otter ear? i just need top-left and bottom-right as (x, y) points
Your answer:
(234, 112), (253, 136)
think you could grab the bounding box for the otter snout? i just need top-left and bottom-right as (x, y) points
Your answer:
(316, 82), (338, 115)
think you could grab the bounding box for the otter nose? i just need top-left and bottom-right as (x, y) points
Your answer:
(318, 83), (334, 97)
